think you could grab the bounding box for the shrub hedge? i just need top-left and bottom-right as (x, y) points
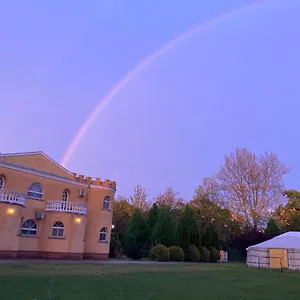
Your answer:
(199, 246), (210, 262)
(168, 246), (185, 262)
(210, 247), (221, 262)
(149, 244), (170, 262)
(185, 245), (201, 262)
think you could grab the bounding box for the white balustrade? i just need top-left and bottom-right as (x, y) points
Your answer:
(0, 189), (25, 206)
(46, 201), (87, 215)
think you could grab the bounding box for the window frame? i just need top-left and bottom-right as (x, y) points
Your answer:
(52, 221), (64, 238)
(27, 182), (44, 199)
(61, 189), (69, 202)
(0, 176), (4, 189)
(103, 196), (110, 210)
(21, 219), (38, 236)
(99, 227), (107, 242)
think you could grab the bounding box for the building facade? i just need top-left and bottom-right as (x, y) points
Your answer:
(0, 151), (116, 259)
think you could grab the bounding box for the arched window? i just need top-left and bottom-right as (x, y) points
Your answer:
(103, 196), (110, 210)
(27, 182), (43, 199)
(21, 219), (38, 236)
(0, 176), (4, 189)
(62, 190), (69, 201)
(52, 221), (64, 237)
(99, 227), (107, 241)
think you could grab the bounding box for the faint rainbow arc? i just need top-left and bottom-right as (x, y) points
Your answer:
(61, 0), (274, 167)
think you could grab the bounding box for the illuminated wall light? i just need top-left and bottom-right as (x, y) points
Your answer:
(7, 208), (14, 215)
(111, 224), (115, 229)
(75, 217), (81, 224)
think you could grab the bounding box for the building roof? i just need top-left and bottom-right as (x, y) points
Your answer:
(0, 151), (72, 175)
(248, 232), (300, 250)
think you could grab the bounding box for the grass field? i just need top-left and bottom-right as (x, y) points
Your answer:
(0, 262), (299, 300)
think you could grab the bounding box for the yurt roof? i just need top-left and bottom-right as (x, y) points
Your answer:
(248, 232), (300, 250)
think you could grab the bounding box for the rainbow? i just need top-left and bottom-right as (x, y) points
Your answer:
(60, 0), (275, 167)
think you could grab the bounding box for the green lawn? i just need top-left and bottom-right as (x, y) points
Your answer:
(0, 262), (299, 300)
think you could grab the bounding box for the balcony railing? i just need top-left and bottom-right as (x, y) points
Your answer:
(0, 189), (25, 206)
(46, 201), (87, 215)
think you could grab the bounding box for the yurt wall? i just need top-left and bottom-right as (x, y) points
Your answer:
(246, 248), (269, 268)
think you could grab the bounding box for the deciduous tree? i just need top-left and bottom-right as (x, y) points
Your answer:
(130, 185), (150, 211)
(211, 148), (290, 230)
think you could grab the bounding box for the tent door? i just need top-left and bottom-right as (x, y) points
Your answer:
(269, 249), (288, 269)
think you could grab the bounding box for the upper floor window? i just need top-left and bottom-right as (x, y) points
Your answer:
(0, 176), (4, 189)
(52, 221), (64, 237)
(103, 196), (110, 210)
(21, 219), (38, 236)
(62, 190), (69, 202)
(27, 182), (43, 199)
(99, 227), (107, 241)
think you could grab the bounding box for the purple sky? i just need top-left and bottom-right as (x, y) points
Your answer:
(1, 0), (300, 202)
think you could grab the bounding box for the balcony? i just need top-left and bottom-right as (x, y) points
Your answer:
(0, 189), (25, 206)
(46, 201), (87, 215)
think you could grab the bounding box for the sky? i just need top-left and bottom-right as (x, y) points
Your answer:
(1, 0), (300, 202)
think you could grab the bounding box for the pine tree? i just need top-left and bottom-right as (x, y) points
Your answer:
(148, 203), (159, 231)
(152, 205), (176, 247)
(211, 228), (220, 250)
(124, 209), (149, 260)
(202, 226), (212, 249)
(265, 218), (280, 237)
(177, 205), (200, 253)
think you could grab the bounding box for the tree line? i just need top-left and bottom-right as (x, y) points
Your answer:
(110, 148), (294, 261)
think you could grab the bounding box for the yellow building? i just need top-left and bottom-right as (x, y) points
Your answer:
(0, 151), (116, 260)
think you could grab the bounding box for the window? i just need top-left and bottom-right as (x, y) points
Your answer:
(0, 176), (4, 189)
(52, 221), (64, 237)
(61, 190), (69, 202)
(27, 182), (43, 199)
(103, 196), (110, 210)
(99, 227), (107, 241)
(21, 219), (38, 236)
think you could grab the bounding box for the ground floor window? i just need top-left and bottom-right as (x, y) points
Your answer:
(21, 219), (38, 236)
(52, 221), (64, 237)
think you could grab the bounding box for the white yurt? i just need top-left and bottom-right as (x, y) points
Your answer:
(246, 232), (300, 270)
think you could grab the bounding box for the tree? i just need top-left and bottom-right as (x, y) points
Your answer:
(273, 190), (300, 231)
(112, 196), (134, 242)
(109, 231), (122, 257)
(154, 187), (185, 210)
(211, 228), (220, 250)
(152, 205), (176, 247)
(211, 148), (290, 230)
(176, 205), (200, 252)
(124, 209), (149, 260)
(130, 185), (150, 211)
(148, 203), (159, 229)
(202, 226), (212, 249)
(265, 218), (280, 237)
(190, 185), (242, 249)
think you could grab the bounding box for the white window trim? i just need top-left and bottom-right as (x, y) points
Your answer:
(103, 196), (110, 210)
(27, 183), (43, 199)
(52, 222), (64, 238)
(21, 219), (38, 236)
(62, 190), (69, 202)
(99, 228), (107, 242)
(0, 176), (4, 189)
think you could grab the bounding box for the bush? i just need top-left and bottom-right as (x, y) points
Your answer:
(168, 246), (185, 262)
(210, 247), (221, 262)
(199, 246), (210, 262)
(149, 244), (170, 262)
(185, 245), (201, 262)
(109, 231), (122, 258)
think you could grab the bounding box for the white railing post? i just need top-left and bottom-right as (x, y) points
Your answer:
(46, 201), (87, 215)
(0, 189), (25, 206)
